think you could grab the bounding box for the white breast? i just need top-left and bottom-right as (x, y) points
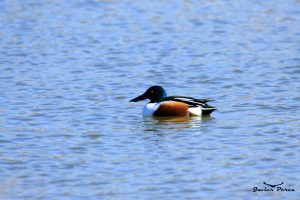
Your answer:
(143, 103), (161, 116)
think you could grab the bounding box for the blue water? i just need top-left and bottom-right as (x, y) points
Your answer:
(0, 0), (300, 199)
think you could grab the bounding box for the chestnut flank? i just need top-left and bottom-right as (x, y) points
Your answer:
(154, 102), (189, 117)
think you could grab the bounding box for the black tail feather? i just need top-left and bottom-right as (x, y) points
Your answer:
(202, 105), (216, 115)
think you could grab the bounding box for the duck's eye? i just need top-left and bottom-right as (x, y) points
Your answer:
(151, 90), (153, 93)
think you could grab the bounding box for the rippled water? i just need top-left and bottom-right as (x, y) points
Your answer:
(0, 0), (300, 199)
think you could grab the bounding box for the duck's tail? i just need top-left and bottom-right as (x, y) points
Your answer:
(201, 105), (216, 115)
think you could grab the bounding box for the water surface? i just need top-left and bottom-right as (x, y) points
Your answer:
(0, 0), (300, 199)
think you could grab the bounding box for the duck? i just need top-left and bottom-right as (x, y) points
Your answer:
(130, 85), (216, 117)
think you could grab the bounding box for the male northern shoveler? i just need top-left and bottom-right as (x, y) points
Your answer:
(130, 85), (216, 117)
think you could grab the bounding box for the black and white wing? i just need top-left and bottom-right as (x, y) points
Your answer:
(164, 96), (212, 107)
(163, 96), (216, 115)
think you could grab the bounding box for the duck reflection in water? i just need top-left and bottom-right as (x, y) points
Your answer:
(142, 115), (214, 131)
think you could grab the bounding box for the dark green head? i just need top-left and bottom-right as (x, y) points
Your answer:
(130, 85), (167, 103)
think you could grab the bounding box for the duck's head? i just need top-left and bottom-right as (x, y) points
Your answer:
(130, 85), (167, 103)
